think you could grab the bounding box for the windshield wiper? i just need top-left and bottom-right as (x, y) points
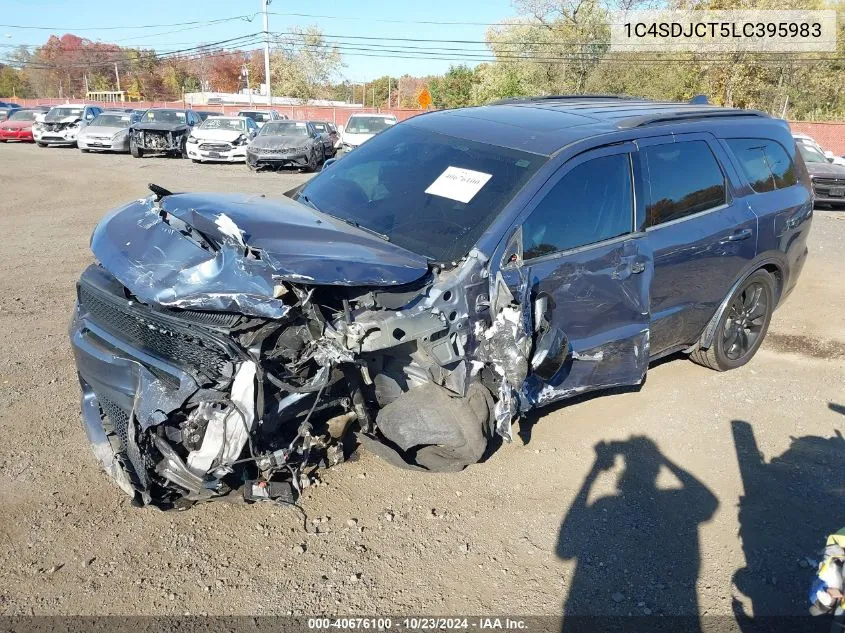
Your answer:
(296, 193), (320, 211)
(298, 193), (390, 241)
(340, 218), (390, 242)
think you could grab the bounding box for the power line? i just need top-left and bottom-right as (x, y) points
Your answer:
(0, 14), (259, 32)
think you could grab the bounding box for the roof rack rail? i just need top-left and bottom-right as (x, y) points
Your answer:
(490, 94), (645, 105)
(618, 108), (769, 129)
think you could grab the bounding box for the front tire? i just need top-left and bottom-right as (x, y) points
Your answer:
(690, 270), (775, 371)
(130, 140), (143, 158)
(305, 149), (318, 172)
(37, 142), (47, 148)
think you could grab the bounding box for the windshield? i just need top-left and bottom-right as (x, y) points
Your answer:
(91, 113), (131, 127)
(200, 117), (245, 131)
(297, 123), (546, 261)
(261, 121), (308, 136)
(142, 110), (186, 124)
(240, 111), (272, 123)
(345, 116), (396, 134)
(8, 110), (36, 121)
(47, 107), (83, 120)
(798, 143), (827, 164)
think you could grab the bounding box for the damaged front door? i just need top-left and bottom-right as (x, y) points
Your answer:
(498, 143), (653, 408)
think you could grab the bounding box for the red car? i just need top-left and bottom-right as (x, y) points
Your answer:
(0, 109), (39, 142)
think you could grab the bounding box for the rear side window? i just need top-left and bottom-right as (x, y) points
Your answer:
(640, 141), (726, 227)
(726, 138), (797, 192)
(523, 153), (633, 260)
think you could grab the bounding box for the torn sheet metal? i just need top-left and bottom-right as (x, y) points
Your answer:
(475, 303), (531, 387)
(90, 193), (431, 318)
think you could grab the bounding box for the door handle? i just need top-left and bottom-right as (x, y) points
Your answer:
(720, 228), (753, 243)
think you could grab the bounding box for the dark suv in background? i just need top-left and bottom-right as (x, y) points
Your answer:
(69, 96), (812, 509)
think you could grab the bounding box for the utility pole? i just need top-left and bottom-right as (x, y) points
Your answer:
(114, 62), (121, 92)
(262, 0), (272, 107)
(242, 61), (253, 106)
(387, 77), (391, 108)
(397, 77), (401, 109)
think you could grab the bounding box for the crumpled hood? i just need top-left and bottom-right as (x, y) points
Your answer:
(131, 122), (189, 133)
(249, 134), (311, 149)
(191, 128), (244, 142)
(90, 192), (430, 318)
(807, 162), (845, 179)
(44, 115), (81, 124)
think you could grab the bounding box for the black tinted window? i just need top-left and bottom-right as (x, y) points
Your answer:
(298, 124), (546, 262)
(641, 141), (726, 227)
(727, 138), (796, 192)
(523, 153), (633, 260)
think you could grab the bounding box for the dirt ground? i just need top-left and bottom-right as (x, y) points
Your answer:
(0, 144), (843, 620)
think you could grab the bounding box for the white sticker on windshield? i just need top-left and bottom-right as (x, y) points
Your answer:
(425, 166), (492, 204)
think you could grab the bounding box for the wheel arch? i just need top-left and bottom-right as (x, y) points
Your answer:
(697, 255), (785, 351)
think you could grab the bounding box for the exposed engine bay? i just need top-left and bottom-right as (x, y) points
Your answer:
(136, 130), (179, 151)
(70, 185), (569, 510)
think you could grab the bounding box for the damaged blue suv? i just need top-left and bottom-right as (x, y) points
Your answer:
(70, 96), (813, 508)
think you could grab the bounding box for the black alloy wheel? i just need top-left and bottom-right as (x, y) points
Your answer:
(690, 270), (775, 371)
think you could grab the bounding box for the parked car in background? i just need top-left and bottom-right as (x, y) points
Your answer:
(194, 110), (221, 123)
(129, 108), (201, 158)
(797, 141), (845, 207)
(246, 119), (325, 171)
(186, 115), (258, 163)
(0, 109), (40, 142)
(310, 121), (339, 156)
(794, 132), (845, 167)
(77, 111), (135, 153)
(340, 113), (397, 151)
(69, 98), (812, 509)
(0, 102), (21, 121)
(37, 104), (102, 147)
(237, 109), (285, 128)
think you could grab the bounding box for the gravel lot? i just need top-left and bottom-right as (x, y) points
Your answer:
(0, 144), (843, 620)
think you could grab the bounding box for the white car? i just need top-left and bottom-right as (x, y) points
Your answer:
(340, 113), (397, 151)
(186, 116), (259, 163)
(36, 104), (102, 147)
(794, 132), (845, 167)
(236, 109), (286, 129)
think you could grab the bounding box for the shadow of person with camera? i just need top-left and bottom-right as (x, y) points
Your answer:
(556, 436), (718, 631)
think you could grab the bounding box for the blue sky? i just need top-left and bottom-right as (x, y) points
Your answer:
(0, 0), (516, 81)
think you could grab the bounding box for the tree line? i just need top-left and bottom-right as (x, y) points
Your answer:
(2, 0), (843, 120)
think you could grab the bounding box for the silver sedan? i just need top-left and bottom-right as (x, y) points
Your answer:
(77, 112), (134, 153)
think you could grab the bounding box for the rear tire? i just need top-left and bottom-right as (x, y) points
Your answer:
(690, 270), (775, 371)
